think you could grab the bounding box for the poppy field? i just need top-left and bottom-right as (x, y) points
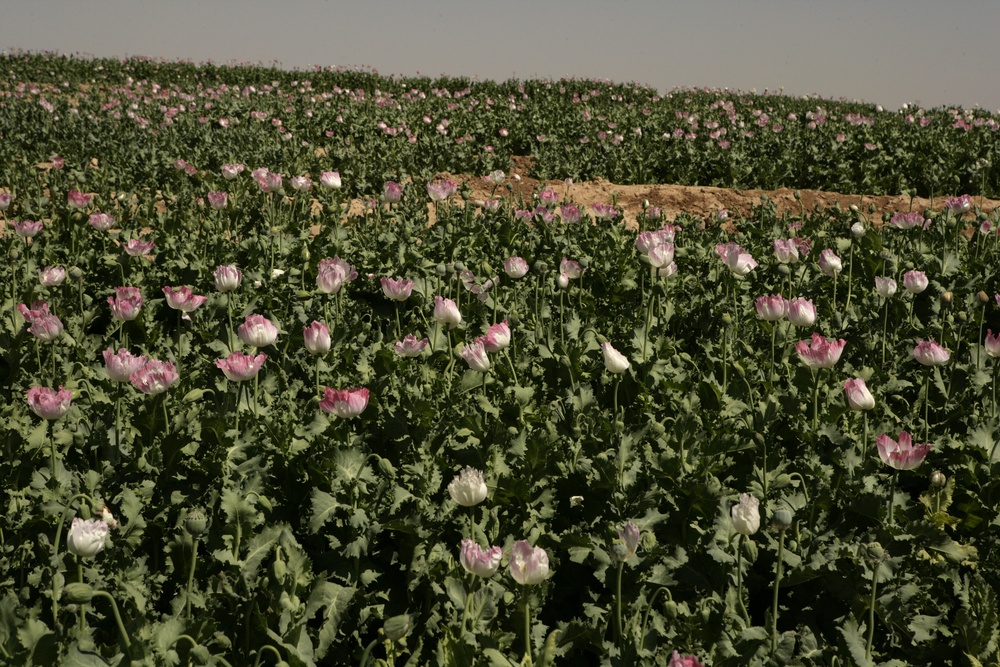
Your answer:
(2, 52), (1000, 666)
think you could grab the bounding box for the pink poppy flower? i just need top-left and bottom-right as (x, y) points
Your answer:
(591, 202), (618, 220)
(39, 266), (66, 287)
(876, 431), (931, 470)
(130, 360), (179, 395)
(433, 296), (462, 328)
(913, 339), (949, 366)
(12, 220), (43, 238)
(394, 334), (429, 357)
(755, 295), (786, 322)
(482, 321), (511, 352)
(162, 286), (207, 316)
(319, 387), (369, 419)
(67, 190), (93, 209)
(216, 351), (267, 382)
(843, 378), (875, 411)
(875, 277), (897, 299)
(786, 298), (817, 327)
(381, 277), (414, 302)
(944, 194), (972, 214)
(560, 204), (582, 224)
(818, 249), (842, 277)
(89, 213), (115, 231)
(316, 257), (357, 295)
(18, 301), (50, 323)
(504, 257), (529, 279)
(668, 652), (704, 667)
(27, 386), (72, 420)
(383, 181), (403, 203)
(460, 539), (503, 578)
(902, 271), (928, 295)
(460, 340), (491, 372)
(290, 176), (312, 192)
(28, 312), (63, 341)
(716, 243), (757, 275)
(509, 540), (550, 585)
(795, 333), (846, 369)
(122, 239), (155, 256)
(986, 330), (1000, 358)
(108, 287), (143, 321)
(206, 191), (228, 210)
(560, 257), (583, 279)
(237, 314), (278, 348)
(303, 321), (331, 355)
(103, 348), (148, 382)
(320, 171), (342, 189)
(214, 265), (242, 292)
(221, 163), (244, 180)
(426, 179), (457, 201)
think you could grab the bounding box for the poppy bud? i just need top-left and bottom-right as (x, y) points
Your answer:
(63, 583), (96, 604)
(865, 542), (885, 563)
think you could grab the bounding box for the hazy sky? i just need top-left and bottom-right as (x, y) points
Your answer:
(2, 0), (999, 111)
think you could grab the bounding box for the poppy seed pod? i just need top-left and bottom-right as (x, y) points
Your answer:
(771, 509), (793, 532)
(185, 509), (209, 536)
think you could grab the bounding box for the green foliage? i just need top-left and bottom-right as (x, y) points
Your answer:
(0, 52), (999, 665)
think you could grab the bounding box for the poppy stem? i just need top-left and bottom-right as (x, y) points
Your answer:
(736, 534), (750, 624)
(722, 325), (729, 395)
(923, 370), (931, 442)
(770, 530), (785, 653)
(881, 299), (890, 366)
(845, 245), (854, 319)
(522, 593), (533, 666)
(832, 273), (838, 319)
(887, 473), (897, 525)
(93, 591), (131, 652)
(993, 361), (998, 419)
(642, 269), (655, 364)
(865, 565), (879, 662)
(862, 412), (869, 462)
(234, 383), (242, 436)
(49, 422), (58, 488)
(812, 369), (821, 430)
(769, 324), (777, 382)
(614, 561), (624, 645)
(186, 536), (199, 619)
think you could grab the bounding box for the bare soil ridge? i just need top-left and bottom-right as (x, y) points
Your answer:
(433, 157), (1000, 230)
